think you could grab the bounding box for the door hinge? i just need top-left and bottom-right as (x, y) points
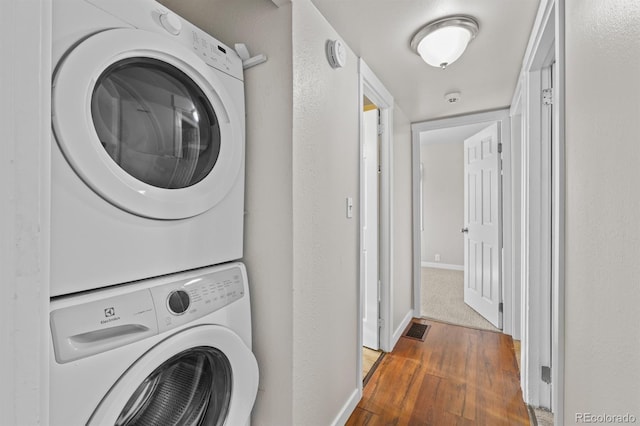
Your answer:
(541, 366), (552, 384)
(377, 124), (384, 135)
(377, 318), (384, 328)
(499, 302), (504, 313)
(498, 142), (503, 153)
(542, 88), (553, 105)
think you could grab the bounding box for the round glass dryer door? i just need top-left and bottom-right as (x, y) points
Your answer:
(52, 29), (243, 219)
(92, 58), (221, 191)
(89, 326), (259, 426)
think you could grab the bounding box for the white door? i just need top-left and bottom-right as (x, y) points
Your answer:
(463, 123), (502, 328)
(362, 109), (379, 349)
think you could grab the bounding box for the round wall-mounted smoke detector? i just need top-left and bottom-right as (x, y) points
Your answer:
(326, 39), (347, 69)
(444, 91), (461, 104)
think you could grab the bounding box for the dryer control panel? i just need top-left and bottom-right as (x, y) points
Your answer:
(50, 263), (246, 364)
(86, 0), (244, 80)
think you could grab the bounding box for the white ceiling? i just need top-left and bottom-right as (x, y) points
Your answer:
(310, 0), (540, 123)
(419, 122), (491, 146)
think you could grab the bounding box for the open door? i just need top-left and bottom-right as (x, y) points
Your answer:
(463, 123), (502, 329)
(362, 106), (379, 350)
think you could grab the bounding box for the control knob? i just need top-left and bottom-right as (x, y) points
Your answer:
(167, 290), (190, 315)
(159, 12), (182, 35)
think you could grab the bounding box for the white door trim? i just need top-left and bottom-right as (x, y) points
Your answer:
(510, 0), (565, 419)
(411, 109), (512, 333)
(0, 0), (52, 423)
(357, 59), (394, 392)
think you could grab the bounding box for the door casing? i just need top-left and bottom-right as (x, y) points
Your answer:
(357, 58), (394, 395)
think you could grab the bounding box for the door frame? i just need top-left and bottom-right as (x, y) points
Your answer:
(509, 0), (565, 417)
(357, 58), (394, 391)
(361, 107), (380, 350)
(411, 109), (514, 334)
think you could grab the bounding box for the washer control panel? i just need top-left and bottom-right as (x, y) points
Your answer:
(150, 266), (245, 333)
(50, 263), (247, 364)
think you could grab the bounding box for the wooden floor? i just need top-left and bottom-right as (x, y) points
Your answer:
(346, 318), (530, 426)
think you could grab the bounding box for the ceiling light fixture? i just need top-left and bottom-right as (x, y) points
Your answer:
(410, 16), (479, 69)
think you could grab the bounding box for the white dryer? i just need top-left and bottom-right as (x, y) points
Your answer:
(49, 262), (258, 425)
(51, 0), (245, 296)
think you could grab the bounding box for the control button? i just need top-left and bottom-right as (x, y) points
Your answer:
(159, 12), (182, 35)
(167, 290), (190, 315)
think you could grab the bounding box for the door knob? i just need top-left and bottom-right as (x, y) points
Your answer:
(461, 227), (469, 233)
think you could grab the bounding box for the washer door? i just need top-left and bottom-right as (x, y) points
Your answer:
(89, 325), (258, 426)
(53, 29), (243, 219)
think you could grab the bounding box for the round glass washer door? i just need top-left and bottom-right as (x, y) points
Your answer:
(52, 29), (243, 219)
(89, 325), (259, 426)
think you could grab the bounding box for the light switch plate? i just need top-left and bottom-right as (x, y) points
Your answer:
(346, 197), (353, 218)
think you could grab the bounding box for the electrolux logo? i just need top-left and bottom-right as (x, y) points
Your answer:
(101, 307), (120, 324)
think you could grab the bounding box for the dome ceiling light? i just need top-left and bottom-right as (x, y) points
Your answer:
(410, 16), (479, 69)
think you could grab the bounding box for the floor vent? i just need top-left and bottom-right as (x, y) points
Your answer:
(402, 322), (430, 342)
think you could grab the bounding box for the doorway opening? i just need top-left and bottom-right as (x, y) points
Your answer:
(419, 120), (503, 332)
(412, 109), (515, 335)
(361, 96), (383, 381)
(357, 59), (394, 392)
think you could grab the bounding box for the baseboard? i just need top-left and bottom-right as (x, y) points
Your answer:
(421, 262), (464, 271)
(330, 387), (361, 426)
(391, 309), (414, 350)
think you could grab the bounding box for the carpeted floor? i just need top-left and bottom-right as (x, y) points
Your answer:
(421, 267), (500, 332)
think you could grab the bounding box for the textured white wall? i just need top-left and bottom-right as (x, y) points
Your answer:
(392, 105), (414, 330)
(0, 0), (51, 424)
(564, 0), (640, 422)
(157, 1), (295, 424)
(158, 2), (417, 424)
(420, 142), (465, 266)
(291, 1), (360, 423)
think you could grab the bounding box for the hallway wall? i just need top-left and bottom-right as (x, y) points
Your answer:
(392, 105), (414, 331)
(291, 1), (360, 423)
(564, 0), (640, 421)
(420, 141), (464, 266)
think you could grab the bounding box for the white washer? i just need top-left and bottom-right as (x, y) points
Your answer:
(50, 262), (258, 426)
(51, 0), (246, 296)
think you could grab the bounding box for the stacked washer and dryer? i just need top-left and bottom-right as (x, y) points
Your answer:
(49, 0), (258, 424)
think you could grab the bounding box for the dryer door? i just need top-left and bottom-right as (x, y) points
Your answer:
(89, 325), (258, 426)
(52, 29), (243, 219)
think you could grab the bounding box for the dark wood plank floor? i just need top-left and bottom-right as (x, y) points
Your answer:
(346, 318), (530, 426)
